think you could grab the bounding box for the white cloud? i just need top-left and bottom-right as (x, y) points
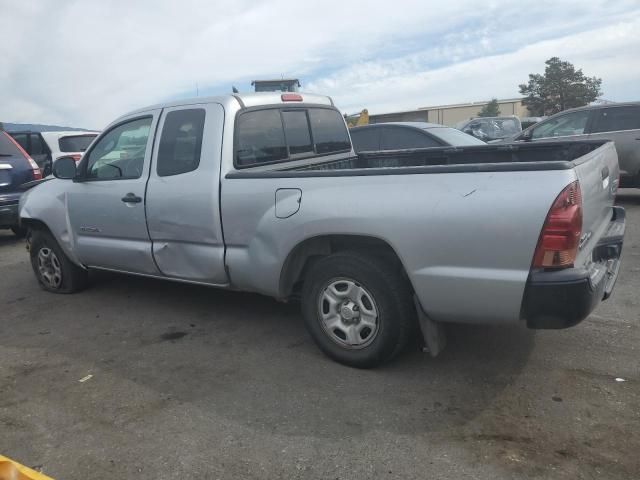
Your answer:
(312, 16), (640, 115)
(0, 0), (638, 127)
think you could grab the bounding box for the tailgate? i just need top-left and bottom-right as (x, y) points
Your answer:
(572, 141), (620, 267)
(522, 141), (624, 329)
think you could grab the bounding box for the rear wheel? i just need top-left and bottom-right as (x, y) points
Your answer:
(29, 230), (88, 293)
(301, 251), (414, 368)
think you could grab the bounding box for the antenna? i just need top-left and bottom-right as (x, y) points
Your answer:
(196, 83), (199, 97)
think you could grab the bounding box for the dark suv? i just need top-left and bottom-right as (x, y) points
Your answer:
(0, 131), (42, 236)
(502, 102), (640, 187)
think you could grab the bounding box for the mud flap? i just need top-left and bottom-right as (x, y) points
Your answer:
(414, 295), (446, 357)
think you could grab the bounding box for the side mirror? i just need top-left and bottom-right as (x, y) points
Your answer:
(520, 129), (533, 141)
(52, 156), (77, 179)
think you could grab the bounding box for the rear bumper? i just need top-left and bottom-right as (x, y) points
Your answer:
(0, 203), (19, 227)
(0, 193), (21, 227)
(522, 206), (625, 329)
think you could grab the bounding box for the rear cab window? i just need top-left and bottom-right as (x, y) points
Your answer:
(59, 135), (97, 152)
(235, 106), (350, 168)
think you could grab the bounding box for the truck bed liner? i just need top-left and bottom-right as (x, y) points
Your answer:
(226, 140), (608, 179)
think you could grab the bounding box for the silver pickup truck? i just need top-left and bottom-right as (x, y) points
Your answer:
(19, 92), (626, 368)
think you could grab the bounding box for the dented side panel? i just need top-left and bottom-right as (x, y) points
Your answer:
(221, 168), (577, 325)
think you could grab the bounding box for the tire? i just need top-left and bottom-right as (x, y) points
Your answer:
(301, 251), (414, 368)
(11, 226), (27, 238)
(29, 229), (88, 293)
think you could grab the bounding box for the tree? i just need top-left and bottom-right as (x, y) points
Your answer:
(478, 98), (501, 117)
(519, 57), (602, 116)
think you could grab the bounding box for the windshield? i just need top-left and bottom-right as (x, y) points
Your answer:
(58, 134), (97, 152)
(427, 127), (486, 146)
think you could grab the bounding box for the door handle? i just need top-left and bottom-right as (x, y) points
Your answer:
(121, 193), (142, 203)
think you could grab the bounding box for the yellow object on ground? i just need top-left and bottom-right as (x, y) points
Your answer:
(0, 456), (53, 480)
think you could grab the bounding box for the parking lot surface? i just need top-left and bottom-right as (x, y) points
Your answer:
(1, 192), (639, 480)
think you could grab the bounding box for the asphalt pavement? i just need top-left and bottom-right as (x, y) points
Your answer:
(1, 192), (639, 479)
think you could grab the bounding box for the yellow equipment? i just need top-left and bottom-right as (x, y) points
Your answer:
(346, 109), (369, 127)
(0, 455), (54, 480)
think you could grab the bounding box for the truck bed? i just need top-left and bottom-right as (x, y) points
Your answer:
(287, 140), (607, 174)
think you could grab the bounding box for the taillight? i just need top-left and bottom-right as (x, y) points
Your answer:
(3, 131), (42, 179)
(532, 181), (582, 269)
(27, 157), (42, 180)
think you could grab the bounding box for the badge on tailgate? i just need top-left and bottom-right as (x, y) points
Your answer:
(275, 188), (302, 219)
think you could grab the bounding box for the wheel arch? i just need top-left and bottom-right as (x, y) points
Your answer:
(20, 217), (52, 233)
(279, 234), (411, 298)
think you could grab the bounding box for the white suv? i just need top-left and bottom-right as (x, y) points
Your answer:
(11, 131), (99, 176)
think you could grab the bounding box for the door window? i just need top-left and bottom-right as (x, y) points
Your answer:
(30, 134), (46, 155)
(350, 127), (381, 152)
(530, 110), (590, 139)
(591, 106), (640, 133)
(84, 117), (152, 180)
(381, 127), (440, 150)
(157, 109), (206, 176)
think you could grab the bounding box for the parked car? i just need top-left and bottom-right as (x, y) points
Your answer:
(350, 122), (485, 152)
(20, 92), (625, 368)
(0, 131), (42, 236)
(456, 116), (522, 142)
(495, 102), (640, 188)
(10, 131), (98, 176)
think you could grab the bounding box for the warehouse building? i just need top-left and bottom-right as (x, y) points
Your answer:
(368, 98), (530, 126)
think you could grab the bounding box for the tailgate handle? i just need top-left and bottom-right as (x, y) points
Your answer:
(601, 166), (609, 181)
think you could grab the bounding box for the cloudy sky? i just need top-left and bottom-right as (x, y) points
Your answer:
(1, 0), (639, 129)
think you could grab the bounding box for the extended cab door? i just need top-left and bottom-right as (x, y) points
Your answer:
(145, 103), (228, 284)
(66, 113), (160, 274)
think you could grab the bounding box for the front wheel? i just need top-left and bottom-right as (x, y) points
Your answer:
(301, 251), (414, 368)
(29, 230), (88, 293)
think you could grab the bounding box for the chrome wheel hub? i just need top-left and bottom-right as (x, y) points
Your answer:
(37, 247), (62, 289)
(318, 278), (379, 349)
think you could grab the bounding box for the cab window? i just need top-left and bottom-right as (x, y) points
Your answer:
(235, 109), (287, 166)
(84, 117), (152, 180)
(157, 109), (206, 176)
